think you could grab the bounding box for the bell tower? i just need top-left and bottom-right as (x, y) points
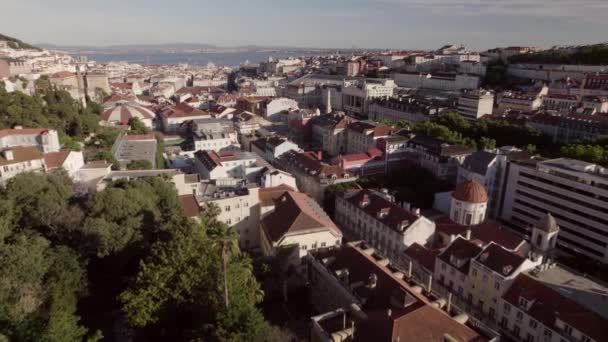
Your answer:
(531, 213), (560, 259)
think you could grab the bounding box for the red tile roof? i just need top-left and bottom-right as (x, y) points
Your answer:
(50, 71), (75, 78)
(312, 243), (484, 342)
(160, 103), (210, 118)
(261, 191), (340, 243)
(0, 128), (50, 138)
(0, 146), (43, 166)
(474, 243), (526, 277)
(503, 274), (608, 342)
(43, 150), (71, 169)
(341, 189), (420, 233)
(258, 184), (295, 207)
(403, 243), (439, 272)
(178, 194), (200, 218)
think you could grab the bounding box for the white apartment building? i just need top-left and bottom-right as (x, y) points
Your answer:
(393, 72), (480, 91)
(193, 150), (265, 181)
(341, 79), (396, 116)
(457, 90), (495, 121)
(501, 158), (608, 263)
(0, 128), (60, 153)
(0, 147), (46, 183)
(260, 168), (297, 189)
(250, 136), (300, 164)
(335, 189), (436, 261)
(44, 150), (85, 179)
(192, 118), (240, 152)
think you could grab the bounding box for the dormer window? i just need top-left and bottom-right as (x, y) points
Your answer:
(503, 265), (513, 276)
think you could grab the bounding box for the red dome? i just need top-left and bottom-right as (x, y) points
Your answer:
(452, 180), (488, 204)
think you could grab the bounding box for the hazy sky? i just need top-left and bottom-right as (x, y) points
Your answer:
(2, 0), (607, 50)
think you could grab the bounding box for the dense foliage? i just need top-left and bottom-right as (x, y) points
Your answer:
(0, 88), (100, 139)
(508, 44), (608, 65)
(127, 160), (154, 170)
(0, 173), (269, 341)
(0, 33), (39, 50)
(560, 137), (608, 166)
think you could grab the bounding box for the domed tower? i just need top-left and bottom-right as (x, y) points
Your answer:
(531, 213), (559, 257)
(450, 180), (488, 226)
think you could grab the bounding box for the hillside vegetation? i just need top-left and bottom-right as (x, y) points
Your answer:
(0, 33), (40, 50)
(508, 43), (608, 65)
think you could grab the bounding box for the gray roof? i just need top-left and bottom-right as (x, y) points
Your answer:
(462, 151), (498, 175)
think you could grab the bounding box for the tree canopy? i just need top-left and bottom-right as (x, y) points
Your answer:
(0, 87), (100, 140)
(0, 173), (269, 341)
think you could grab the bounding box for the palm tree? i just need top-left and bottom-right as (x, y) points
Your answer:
(208, 223), (239, 309)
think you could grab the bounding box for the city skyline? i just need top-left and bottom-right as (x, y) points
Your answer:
(2, 0), (608, 50)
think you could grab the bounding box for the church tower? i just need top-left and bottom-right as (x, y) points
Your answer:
(531, 212), (559, 259)
(449, 180), (488, 226)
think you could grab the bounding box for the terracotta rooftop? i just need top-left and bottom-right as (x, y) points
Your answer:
(160, 103), (210, 118)
(0, 146), (43, 166)
(258, 184), (295, 207)
(0, 128), (50, 138)
(261, 191), (340, 243)
(312, 243), (485, 342)
(341, 189), (421, 234)
(474, 243), (527, 277)
(43, 150), (71, 170)
(503, 274), (608, 342)
(452, 180), (488, 204)
(178, 194), (200, 218)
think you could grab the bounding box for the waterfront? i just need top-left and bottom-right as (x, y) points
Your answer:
(78, 50), (325, 66)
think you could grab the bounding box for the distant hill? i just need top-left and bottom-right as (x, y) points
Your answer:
(0, 33), (40, 50)
(508, 43), (608, 65)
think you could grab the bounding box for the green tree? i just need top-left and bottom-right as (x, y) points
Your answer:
(0, 233), (90, 342)
(128, 117), (149, 134)
(120, 210), (268, 341)
(127, 159), (154, 170)
(208, 223), (240, 309)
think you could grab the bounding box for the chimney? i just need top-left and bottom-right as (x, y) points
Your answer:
(465, 229), (472, 240)
(3, 149), (14, 161)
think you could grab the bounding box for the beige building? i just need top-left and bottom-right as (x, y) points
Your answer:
(260, 191), (342, 265)
(335, 188), (436, 261)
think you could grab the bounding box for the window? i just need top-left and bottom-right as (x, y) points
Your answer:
(311, 242), (317, 249)
(483, 274), (488, 282)
(472, 268), (478, 277)
(525, 333), (534, 342)
(226, 219), (232, 225)
(519, 297), (528, 308)
(500, 317), (508, 328)
(504, 303), (511, 313)
(581, 335), (591, 342)
(301, 245), (307, 250)
(321, 242), (326, 247)
(465, 213), (472, 225)
(516, 310), (523, 322)
(543, 329), (552, 338)
(529, 319), (537, 329)
(478, 300), (484, 310)
(489, 308), (495, 319)
(494, 281), (500, 290)
(563, 324), (573, 336)
(441, 262), (446, 270)
(513, 325), (521, 337)
(225, 205), (231, 212)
